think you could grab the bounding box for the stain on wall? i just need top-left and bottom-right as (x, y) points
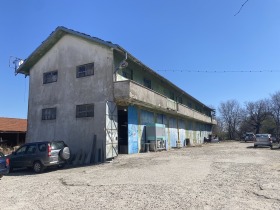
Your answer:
(169, 117), (178, 148)
(140, 109), (154, 146)
(179, 119), (186, 147)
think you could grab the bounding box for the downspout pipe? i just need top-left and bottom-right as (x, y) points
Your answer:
(114, 52), (128, 74)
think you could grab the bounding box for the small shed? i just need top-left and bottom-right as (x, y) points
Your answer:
(0, 117), (27, 147)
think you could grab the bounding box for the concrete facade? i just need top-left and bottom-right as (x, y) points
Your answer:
(27, 35), (114, 164)
(18, 27), (216, 165)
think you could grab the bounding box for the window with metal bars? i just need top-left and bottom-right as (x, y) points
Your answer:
(76, 63), (94, 78)
(43, 71), (58, 84)
(76, 104), (94, 118)
(42, 108), (56, 120)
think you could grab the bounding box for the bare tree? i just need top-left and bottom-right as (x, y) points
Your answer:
(212, 117), (226, 139)
(245, 100), (269, 134)
(269, 91), (280, 138)
(218, 100), (244, 140)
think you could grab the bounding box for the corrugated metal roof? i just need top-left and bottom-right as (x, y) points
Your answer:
(0, 117), (27, 132)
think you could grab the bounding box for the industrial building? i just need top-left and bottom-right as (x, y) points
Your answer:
(17, 26), (216, 164)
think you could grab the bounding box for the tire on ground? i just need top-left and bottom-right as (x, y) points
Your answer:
(33, 161), (44, 173)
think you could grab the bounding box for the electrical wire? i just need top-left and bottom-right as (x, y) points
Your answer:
(156, 70), (280, 73)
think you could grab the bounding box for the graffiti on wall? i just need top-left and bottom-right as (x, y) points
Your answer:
(128, 106), (138, 154)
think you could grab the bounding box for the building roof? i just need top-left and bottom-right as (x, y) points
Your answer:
(0, 117), (27, 132)
(16, 26), (213, 111)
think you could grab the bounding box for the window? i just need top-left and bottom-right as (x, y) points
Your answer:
(178, 97), (183, 104)
(26, 145), (37, 154)
(43, 71), (58, 84)
(15, 146), (27, 155)
(38, 143), (47, 152)
(76, 63), (94, 78)
(51, 141), (66, 150)
(42, 108), (56, 120)
(76, 104), (94, 118)
(170, 92), (175, 100)
(143, 78), (151, 89)
(122, 68), (133, 80)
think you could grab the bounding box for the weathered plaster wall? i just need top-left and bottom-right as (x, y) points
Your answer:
(114, 54), (212, 117)
(27, 35), (114, 164)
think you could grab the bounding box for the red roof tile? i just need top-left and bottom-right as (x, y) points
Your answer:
(0, 117), (27, 132)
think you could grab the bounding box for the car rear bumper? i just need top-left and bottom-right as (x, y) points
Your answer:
(254, 142), (272, 147)
(42, 160), (66, 167)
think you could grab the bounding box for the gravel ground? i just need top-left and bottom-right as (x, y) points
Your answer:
(1, 141), (280, 210)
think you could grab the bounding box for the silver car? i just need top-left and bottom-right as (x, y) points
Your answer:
(254, 134), (272, 148)
(245, 132), (255, 142)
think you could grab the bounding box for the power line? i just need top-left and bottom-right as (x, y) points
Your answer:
(156, 70), (280, 73)
(234, 0), (249, 16)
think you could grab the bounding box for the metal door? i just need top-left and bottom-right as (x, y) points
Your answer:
(105, 101), (118, 159)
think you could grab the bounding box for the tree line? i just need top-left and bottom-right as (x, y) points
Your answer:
(213, 91), (280, 140)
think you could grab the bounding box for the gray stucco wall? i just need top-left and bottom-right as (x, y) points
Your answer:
(27, 35), (114, 164)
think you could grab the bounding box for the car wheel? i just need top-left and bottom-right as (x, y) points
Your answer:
(33, 161), (44, 173)
(254, 145), (257, 148)
(59, 147), (71, 161)
(0, 175), (3, 179)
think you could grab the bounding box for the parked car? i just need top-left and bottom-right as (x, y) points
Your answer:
(0, 152), (9, 178)
(245, 132), (255, 142)
(8, 141), (71, 173)
(254, 134), (273, 149)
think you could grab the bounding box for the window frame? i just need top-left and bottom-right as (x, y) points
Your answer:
(122, 68), (133, 80)
(177, 96), (183, 104)
(43, 70), (58, 84)
(42, 108), (57, 120)
(143, 78), (152, 89)
(76, 104), (94, 118)
(76, 62), (94, 78)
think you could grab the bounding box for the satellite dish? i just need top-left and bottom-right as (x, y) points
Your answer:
(9, 56), (24, 75)
(18, 59), (24, 66)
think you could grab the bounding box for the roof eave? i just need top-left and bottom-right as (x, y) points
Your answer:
(17, 26), (117, 75)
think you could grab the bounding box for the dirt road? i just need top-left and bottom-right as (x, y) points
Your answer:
(1, 141), (280, 210)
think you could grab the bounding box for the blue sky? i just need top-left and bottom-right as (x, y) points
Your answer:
(1, 0), (280, 119)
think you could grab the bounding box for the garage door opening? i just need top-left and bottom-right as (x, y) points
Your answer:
(118, 107), (128, 154)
